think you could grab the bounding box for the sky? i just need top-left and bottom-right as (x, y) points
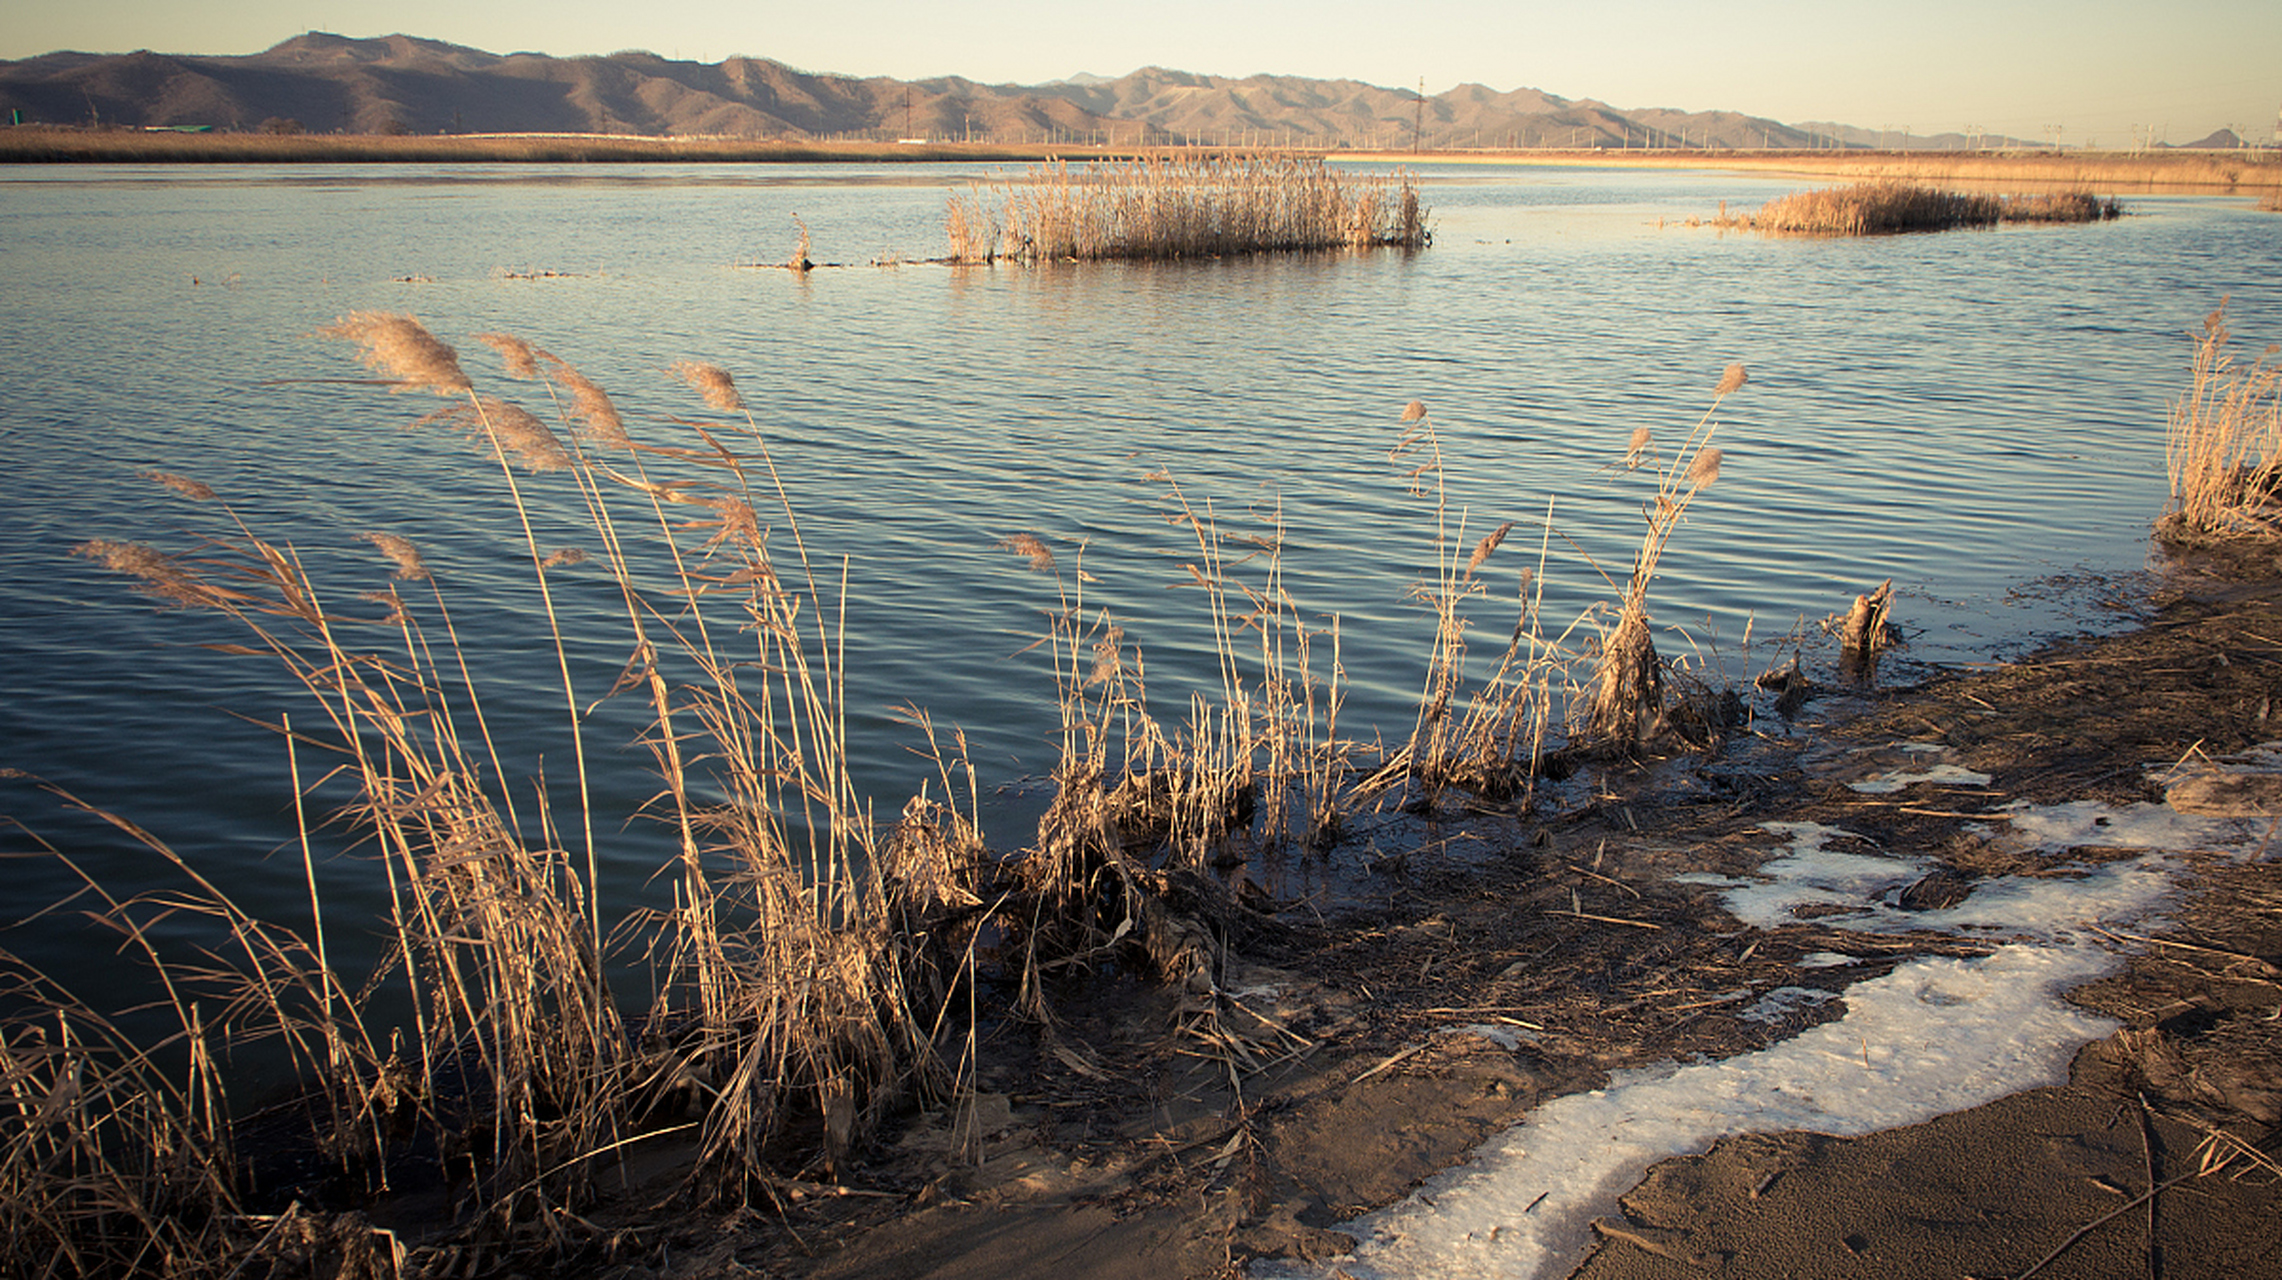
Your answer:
(6, 0), (2278, 146)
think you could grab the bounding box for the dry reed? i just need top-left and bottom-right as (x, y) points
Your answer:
(945, 154), (1430, 263)
(1719, 182), (2121, 235)
(24, 315), (993, 1274)
(2159, 302), (2282, 543)
(1583, 364), (1747, 752)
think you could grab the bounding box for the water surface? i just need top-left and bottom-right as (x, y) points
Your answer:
(3, 160), (2277, 978)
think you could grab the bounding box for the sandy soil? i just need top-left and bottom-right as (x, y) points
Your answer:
(573, 548), (2282, 1280)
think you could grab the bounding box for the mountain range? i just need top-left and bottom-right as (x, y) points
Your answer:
(0, 32), (2039, 151)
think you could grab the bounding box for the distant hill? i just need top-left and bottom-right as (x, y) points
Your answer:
(0, 32), (2017, 150)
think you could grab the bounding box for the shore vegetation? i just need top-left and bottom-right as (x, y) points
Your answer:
(2158, 302), (2282, 544)
(4, 307), (1764, 1275)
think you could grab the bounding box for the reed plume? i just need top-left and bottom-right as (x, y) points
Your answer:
(672, 360), (746, 412)
(476, 331), (543, 380)
(356, 530), (429, 580)
(998, 532), (1057, 573)
(1585, 363), (1748, 751)
(319, 311), (470, 394)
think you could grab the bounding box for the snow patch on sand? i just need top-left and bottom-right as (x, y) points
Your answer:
(1263, 801), (2252, 1280)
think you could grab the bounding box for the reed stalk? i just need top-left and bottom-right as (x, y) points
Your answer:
(1583, 365), (1746, 752)
(2159, 303), (2282, 543)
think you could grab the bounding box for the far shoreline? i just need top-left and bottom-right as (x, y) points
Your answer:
(4, 124), (2279, 193)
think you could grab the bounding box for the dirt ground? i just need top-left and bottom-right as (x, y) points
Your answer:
(579, 546), (2282, 1280)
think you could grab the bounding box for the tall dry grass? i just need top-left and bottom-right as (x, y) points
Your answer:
(2159, 303), (2282, 542)
(1583, 365), (1745, 752)
(1366, 401), (1565, 807)
(945, 154), (1430, 263)
(19, 316), (992, 1274)
(17, 311), (1777, 1274)
(1720, 181), (2121, 235)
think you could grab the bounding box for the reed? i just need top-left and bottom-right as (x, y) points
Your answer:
(24, 316), (998, 1273)
(945, 154), (1430, 263)
(1365, 401), (1565, 807)
(11, 315), (1799, 1275)
(2158, 303), (2282, 543)
(1718, 181), (2121, 235)
(1996, 190), (2124, 222)
(1583, 365), (1746, 752)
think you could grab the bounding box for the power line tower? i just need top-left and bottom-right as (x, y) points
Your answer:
(1414, 77), (1425, 152)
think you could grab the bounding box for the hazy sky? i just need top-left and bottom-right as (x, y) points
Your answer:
(9, 0), (2277, 145)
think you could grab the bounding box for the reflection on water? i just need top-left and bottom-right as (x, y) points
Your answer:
(2, 161), (2278, 977)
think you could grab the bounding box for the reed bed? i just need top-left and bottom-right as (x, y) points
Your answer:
(2159, 303), (2282, 543)
(944, 154), (1429, 263)
(1719, 181), (2121, 235)
(1997, 190), (2125, 222)
(13, 309), (1768, 1274)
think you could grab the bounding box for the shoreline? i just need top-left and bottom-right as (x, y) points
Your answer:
(655, 551), (2282, 1280)
(3, 125), (2278, 193)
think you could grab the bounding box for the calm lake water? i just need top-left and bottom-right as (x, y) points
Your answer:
(3, 160), (2279, 980)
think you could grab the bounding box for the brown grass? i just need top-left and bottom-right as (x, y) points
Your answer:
(1998, 190), (2125, 222)
(1583, 365), (1747, 752)
(945, 154), (1430, 263)
(1715, 181), (2124, 235)
(2158, 302), (2282, 543)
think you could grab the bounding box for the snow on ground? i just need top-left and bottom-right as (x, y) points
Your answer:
(1264, 793), (2258, 1280)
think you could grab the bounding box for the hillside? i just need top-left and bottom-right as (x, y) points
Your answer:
(2, 31), (1951, 149)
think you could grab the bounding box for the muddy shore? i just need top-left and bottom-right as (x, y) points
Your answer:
(564, 547), (2282, 1280)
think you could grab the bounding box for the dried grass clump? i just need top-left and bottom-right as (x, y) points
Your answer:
(1731, 181), (2002, 235)
(2159, 302), (2282, 544)
(1584, 364), (1747, 752)
(31, 318), (993, 1275)
(1999, 190), (2123, 223)
(1721, 182), (2123, 235)
(945, 154), (1430, 264)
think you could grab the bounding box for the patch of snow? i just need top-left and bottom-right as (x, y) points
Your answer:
(1715, 822), (1925, 929)
(1260, 799), (2251, 1280)
(1739, 985), (1842, 1023)
(1847, 762), (1993, 793)
(1796, 951), (1861, 968)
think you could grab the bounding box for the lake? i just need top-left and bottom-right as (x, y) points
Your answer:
(3, 159), (2278, 983)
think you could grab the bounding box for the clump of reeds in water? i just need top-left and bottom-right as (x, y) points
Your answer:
(1366, 400), (1562, 808)
(1719, 181), (2121, 235)
(24, 316), (1002, 1275)
(2159, 302), (2282, 544)
(1584, 364), (1745, 753)
(1997, 190), (2124, 223)
(945, 154), (1429, 264)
